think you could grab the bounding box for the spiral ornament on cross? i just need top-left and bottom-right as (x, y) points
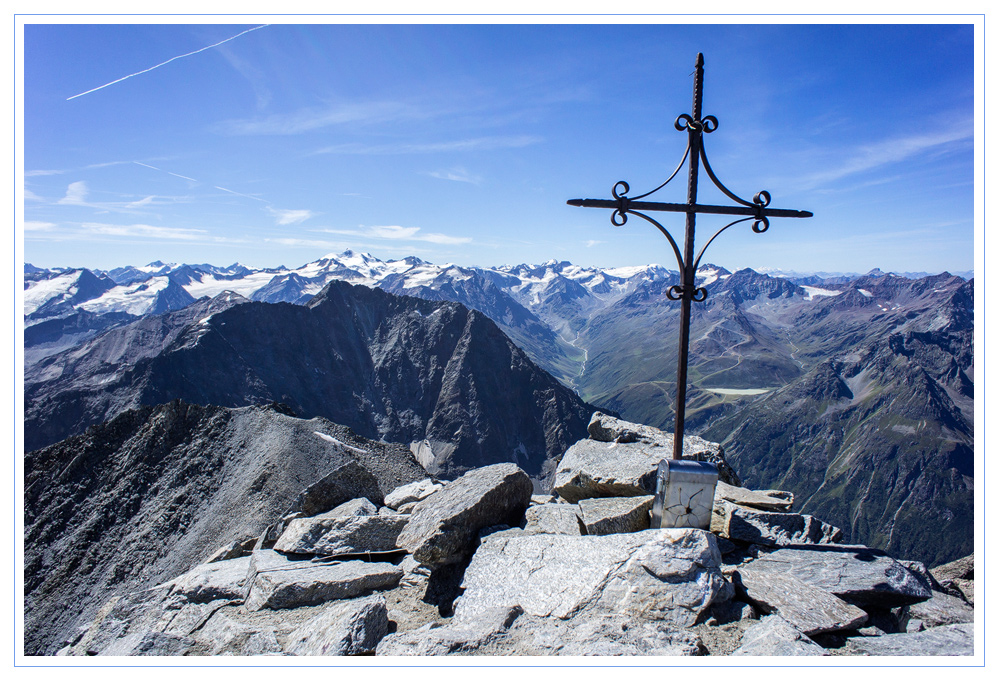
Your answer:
(568, 53), (812, 462)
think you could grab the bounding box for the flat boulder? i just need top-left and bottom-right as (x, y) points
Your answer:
(741, 545), (932, 608)
(734, 564), (868, 635)
(577, 495), (653, 535)
(843, 623), (974, 656)
(285, 595), (390, 655)
(711, 499), (843, 546)
(523, 504), (583, 536)
(454, 528), (725, 628)
(244, 550), (402, 611)
(159, 556), (252, 604)
(273, 514), (408, 556)
(714, 481), (793, 512)
(907, 590), (975, 628)
(731, 615), (828, 656)
(396, 463), (533, 568)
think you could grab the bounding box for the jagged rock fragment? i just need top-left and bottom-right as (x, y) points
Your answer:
(290, 461), (384, 516)
(930, 554), (975, 605)
(204, 538), (257, 564)
(584, 412), (740, 485)
(384, 478), (443, 510)
(454, 528), (724, 628)
(742, 545), (932, 608)
(285, 595), (390, 655)
(733, 565), (868, 635)
(577, 495), (653, 535)
(396, 463), (533, 567)
(711, 499), (843, 546)
(326, 497), (379, 517)
(907, 590), (975, 628)
(842, 623), (974, 656)
(714, 480), (793, 512)
(377, 606), (523, 656)
(273, 514), (408, 556)
(731, 615), (828, 656)
(523, 503), (583, 536)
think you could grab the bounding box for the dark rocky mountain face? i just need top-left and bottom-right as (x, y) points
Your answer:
(24, 281), (596, 483)
(24, 400), (429, 655)
(701, 280), (973, 567)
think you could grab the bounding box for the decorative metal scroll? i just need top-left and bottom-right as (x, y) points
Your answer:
(567, 53), (812, 461)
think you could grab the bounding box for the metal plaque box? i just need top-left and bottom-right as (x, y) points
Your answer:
(650, 459), (719, 530)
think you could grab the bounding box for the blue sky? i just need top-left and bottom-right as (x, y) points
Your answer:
(21, 20), (978, 275)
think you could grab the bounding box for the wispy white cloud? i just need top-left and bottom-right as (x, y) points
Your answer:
(134, 161), (199, 183)
(25, 169), (65, 177)
(585, 240), (605, 248)
(427, 167), (482, 184)
(67, 25), (269, 100)
(214, 185), (268, 203)
(320, 225), (471, 245)
(267, 207), (314, 225)
(218, 100), (420, 136)
(313, 135), (542, 156)
(58, 181), (89, 205)
(796, 124), (973, 190)
(127, 196), (156, 208)
(81, 222), (209, 240)
(24, 221), (56, 231)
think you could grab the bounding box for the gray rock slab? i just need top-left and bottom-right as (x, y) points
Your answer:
(193, 612), (286, 656)
(523, 613), (704, 656)
(324, 497), (378, 518)
(843, 623), (974, 656)
(454, 528), (725, 628)
(523, 503), (583, 535)
(731, 615), (828, 656)
(160, 556), (252, 603)
(244, 555), (402, 611)
(531, 494), (555, 505)
(285, 595), (390, 655)
(377, 605), (523, 656)
(552, 439), (671, 502)
(384, 478), (443, 510)
(907, 590), (975, 627)
(743, 545), (933, 608)
(204, 538), (257, 564)
(734, 564), (868, 635)
(715, 481), (793, 512)
(396, 463), (533, 568)
(930, 554), (974, 582)
(584, 412), (740, 486)
(711, 499), (843, 546)
(578, 495), (653, 535)
(291, 460), (384, 516)
(273, 514), (408, 556)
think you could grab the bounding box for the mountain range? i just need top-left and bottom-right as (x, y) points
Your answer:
(22, 252), (974, 566)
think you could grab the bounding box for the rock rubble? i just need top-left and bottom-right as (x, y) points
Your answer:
(54, 415), (975, 658)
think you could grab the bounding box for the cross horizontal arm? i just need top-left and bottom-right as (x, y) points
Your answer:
(566, 198), (813, 219)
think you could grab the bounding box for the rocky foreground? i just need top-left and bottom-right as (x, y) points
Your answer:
(53, 414), (975, 657)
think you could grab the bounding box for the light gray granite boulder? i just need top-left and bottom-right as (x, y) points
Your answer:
(711, 499), (843, 546)
(731, 615), (828, 656)
(842, 623), (974, 656)
(290, 460), (383, 516)
(734, 564), (868, 635)
(326, 497), (379, 517)
(285, 595), (390, 655)
(396, 463), (533, 568)
(930, 554), (975, 605)
(159, 556), (252, 604)
(907, 590), (975, 627)
(584, 412), (740, 486)
(714, 481), (793, 512)
(742, 545), (932, 608)
(577, 495), (653, 535)
(272, 514), (408, 556)
(244, 550), (402, 611)
(192, 612), (286, 656)
(523, 503), (583, 536)
(454, 528), (725, 627)
(376, 605), (523, 656)
(204, 538), (258, 564)
(384, 478), (443, 510)
(551, 440), (670, 502)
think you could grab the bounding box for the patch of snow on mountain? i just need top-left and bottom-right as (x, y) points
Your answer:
(184, 271), (282, 299)
(23, 271), (85, 316)
(802, 286), (842, 301)
(78, 277), (171, 316)
(857, 289), (874, 298)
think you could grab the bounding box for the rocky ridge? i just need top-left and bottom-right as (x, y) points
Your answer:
(49, 413), (974, 658)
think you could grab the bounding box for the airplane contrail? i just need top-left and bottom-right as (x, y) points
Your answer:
(67, 25), (269, 100)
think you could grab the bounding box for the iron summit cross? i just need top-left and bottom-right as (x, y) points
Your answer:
(568, 53), (812, 462)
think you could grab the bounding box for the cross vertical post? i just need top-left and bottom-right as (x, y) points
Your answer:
(568, 53), (812, 462)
